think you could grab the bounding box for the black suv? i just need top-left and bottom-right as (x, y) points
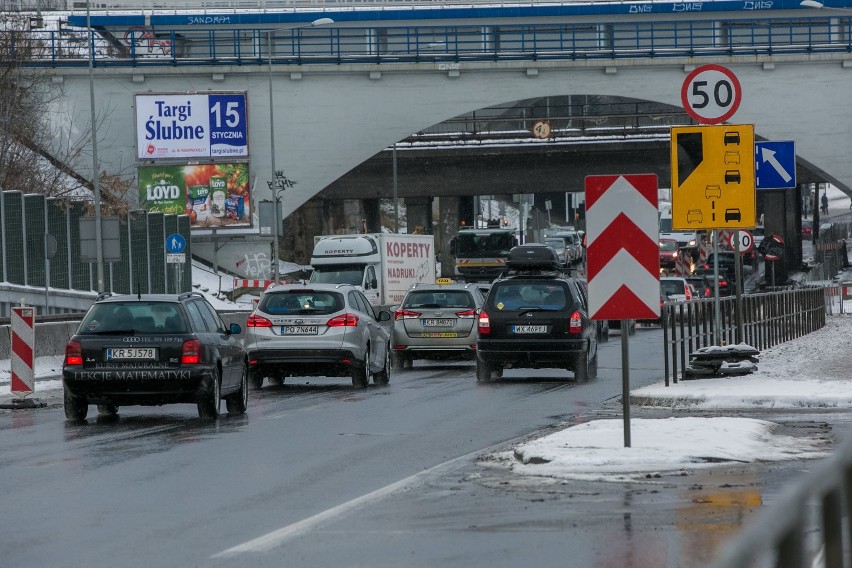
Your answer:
(62, 293), (247, 421)
(475, 244), (598, 383)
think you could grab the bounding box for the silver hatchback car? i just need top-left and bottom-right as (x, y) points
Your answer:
(392, 282), (485, 369)
(244, 283), (392, 388)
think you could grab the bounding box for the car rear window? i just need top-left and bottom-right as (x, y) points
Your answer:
(404, 290), (473, 309)
(79, 302), (188, 334)
(260, 291), (343, 315)
(490, 282), (570, 310)
(661, 280), (687, 297)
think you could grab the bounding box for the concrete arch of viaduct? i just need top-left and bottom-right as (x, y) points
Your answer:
(56, 55), (852, 264)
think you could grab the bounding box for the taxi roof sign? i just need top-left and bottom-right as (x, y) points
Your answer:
(670, 124), (756, 230)
(436, 277), (453, 285)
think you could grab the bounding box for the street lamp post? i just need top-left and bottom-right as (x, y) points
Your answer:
(86, 0), (105, 293)
(392, 143), (399, 233)
(268, 18), (333, 284)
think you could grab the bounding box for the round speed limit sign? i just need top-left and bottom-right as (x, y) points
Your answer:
(681, 64), (742, 124)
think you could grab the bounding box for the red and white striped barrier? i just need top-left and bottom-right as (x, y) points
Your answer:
(10, 306), (35, 397)
(233, 279), (274, 289)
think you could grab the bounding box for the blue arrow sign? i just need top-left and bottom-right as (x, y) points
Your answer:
(755, 141), (796, 190)
(166, 233), (186, 254)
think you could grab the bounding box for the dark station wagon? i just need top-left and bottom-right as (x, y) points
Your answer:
(62, 293), (248, 421)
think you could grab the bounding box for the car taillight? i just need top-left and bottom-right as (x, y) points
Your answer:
(327, 314), (359, 327)
(455, 309), (476, 319)
(477, 311), (491, 336)
(704, 287), (711, 297)
(569, 310), (583, 335)
(64, 340), (83, 366)
(246, 314), (272, 327)
(181, 339), (201, 365)
(394, 309), (421, 320)
(719, 280), (728, 287)
(685, 287), (691, 301)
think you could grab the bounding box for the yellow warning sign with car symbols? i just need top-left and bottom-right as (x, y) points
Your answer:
(670, 124), (756, 230)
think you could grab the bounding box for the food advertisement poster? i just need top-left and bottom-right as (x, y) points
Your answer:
(138, 163), (251, 230)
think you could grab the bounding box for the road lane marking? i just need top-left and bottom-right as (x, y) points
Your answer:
(212, 439), (519, 558)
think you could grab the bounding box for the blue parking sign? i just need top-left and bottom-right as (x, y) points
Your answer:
(755, 141), (796, 190)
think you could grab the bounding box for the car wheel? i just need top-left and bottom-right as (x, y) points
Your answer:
(352, 346), (370, 389)
(226, 362), (249, 415)
(97, 404), (118, 417)
(373, 346), (390, 386)
(64, 388), (88, 422)
(197, 370), (221, 419)
(390, 352), (407, 371)
(476, 358), (494, 383)
(574, 353), (589, 384)
(249, 369), (263, 390)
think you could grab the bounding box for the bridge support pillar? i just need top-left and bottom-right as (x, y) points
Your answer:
(763, 189), (793, 285)
(363, 198), (381, 233)
(437, 196), (462, 278)
(283, 198), (326, 265)
(404, 196), (432, 234)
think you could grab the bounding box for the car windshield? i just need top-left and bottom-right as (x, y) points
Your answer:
(78, 302), (188, 334)
(260, 291), (344, 315)
(404, 290), (473, 309)
(491, 282), (569, 310)
(309, 265), (364, 286)
(659, 240), (678, 252)
(659, 218), (673, 232)
(454, 232), (515, 256)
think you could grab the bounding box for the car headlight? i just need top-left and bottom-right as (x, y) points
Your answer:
(688, 239), (697, 247)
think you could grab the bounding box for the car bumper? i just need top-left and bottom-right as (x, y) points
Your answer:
(62, 366), (212, 405)
(248, 348), (362, 377)
(477, 338), (587, 365)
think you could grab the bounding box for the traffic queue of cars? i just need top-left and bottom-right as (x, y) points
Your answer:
(60, 230), (759, 421)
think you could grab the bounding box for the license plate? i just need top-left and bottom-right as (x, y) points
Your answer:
(423, 332), (459, 338)
(106, 347), (157, 360)
(422, 318), (454, 327)
(511, 325), (548, 334)
(281, 325), (318, 335)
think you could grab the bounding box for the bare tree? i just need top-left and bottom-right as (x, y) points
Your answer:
(0, 14), (131, 214)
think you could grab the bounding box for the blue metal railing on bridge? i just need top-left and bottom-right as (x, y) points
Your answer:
(5, 16), (852, 67)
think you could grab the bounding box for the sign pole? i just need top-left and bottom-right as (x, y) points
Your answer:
(733, 232), (743, 343)
(621, 320), (631, 448)
(713, 230), (722, 344)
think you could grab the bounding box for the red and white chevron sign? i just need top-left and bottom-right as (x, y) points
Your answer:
(585, 174), (660, 320)
(10, 306), (35, 397)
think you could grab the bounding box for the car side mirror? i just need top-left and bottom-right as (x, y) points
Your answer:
(378, 310), (391, 322)
(370, 278), (378, 289)
(229, 322), (242, 335)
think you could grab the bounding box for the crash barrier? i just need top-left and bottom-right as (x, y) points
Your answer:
(661, 287), (825, 385)
(709, 432), (852, 568)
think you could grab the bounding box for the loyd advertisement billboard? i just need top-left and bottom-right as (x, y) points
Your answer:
(138, 163), (251, 230)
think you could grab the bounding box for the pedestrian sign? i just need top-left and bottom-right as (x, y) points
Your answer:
(755, 141), (796, 190)
(670, 124), (756, 230)
(166, 233), (186, 254)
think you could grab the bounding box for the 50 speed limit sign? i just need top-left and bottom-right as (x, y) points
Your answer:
(681, 64), (742, 124)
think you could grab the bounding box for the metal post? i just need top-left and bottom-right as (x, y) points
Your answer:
(621, 320), (631, 448)
(268, 30), (280, 285)
(86, 0), (105, 293)
(392, 142), (399, 233)
(712, 230), (721, 344)
(734, 231), (743, 343)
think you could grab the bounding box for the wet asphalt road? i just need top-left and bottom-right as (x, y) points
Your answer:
(0, 326), (845, 568)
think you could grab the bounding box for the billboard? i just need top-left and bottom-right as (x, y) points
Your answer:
(135, 93), (248, 159)
(138, 163), (251, 230)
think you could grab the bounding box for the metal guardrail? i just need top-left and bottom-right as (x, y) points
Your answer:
(710, 431), (852, 568)
(4, 16), (852, 68)
(661, 287), (826, 385)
